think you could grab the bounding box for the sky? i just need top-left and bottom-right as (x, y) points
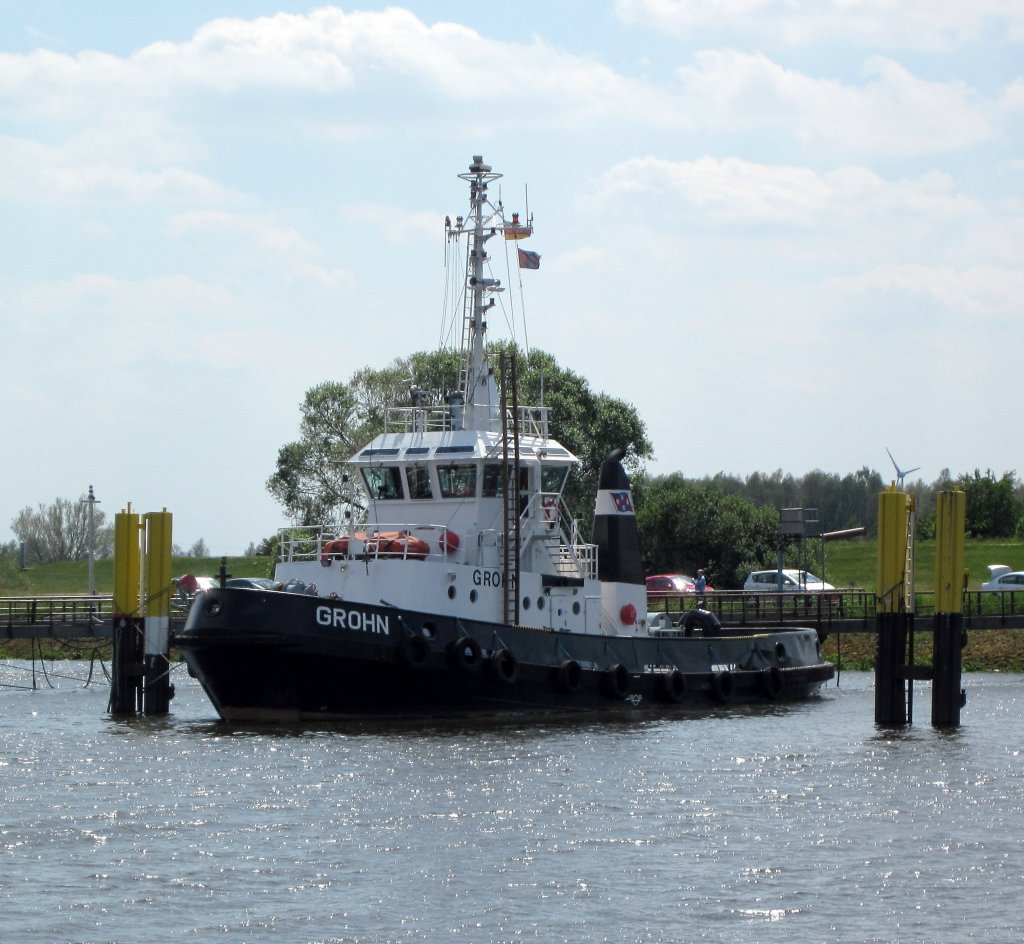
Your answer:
(2, 1), (1022, 554)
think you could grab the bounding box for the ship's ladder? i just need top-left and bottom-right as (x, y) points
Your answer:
(499, 352), (521, 625)
(903, 502), (916, 613)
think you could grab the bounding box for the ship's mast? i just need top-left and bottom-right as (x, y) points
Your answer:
(452, 156), (504, 431)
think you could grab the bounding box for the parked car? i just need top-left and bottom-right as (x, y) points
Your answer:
(646, 574), (714, 594)
(225, 577), (278, 590)
(743, 569), (834, 592)
(980, 565), (1024, 591)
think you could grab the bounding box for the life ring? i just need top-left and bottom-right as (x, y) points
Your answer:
(490, 648), (519, 684)
(604, 663), (630, 699)
(683, 609), (721, 637)
(556, 659), (582, 693)
(438, 530), (460, 554)
(760, 665), (784, 699)
(660, 668), (687, 703)
(712, 669), (735, 703)
(398, 634), (429, 668)
(449, 635), (482, 673)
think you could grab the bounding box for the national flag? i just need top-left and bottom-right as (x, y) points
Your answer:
(611, 491), (634, 513)
(517, 248), (541, 270)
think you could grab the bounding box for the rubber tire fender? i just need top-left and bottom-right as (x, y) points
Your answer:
(449, 635), (482, 673)
(604, 663), (630, 700)
(490, 648), (519, 684)
(660, 668), (687, 703)
(760, 665), (784, 699)
(682, 609), (722, 637)
(712, 669), (735, 703)
(397, 634), (429, 669)
(557, 659), (583, 693)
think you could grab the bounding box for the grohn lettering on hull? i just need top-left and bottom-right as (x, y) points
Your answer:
(315, 606), (391, 634)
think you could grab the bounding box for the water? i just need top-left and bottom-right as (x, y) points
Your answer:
(1, 662), (1022, 943)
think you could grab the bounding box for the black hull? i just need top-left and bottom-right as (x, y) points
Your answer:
(177, 589), (834, 722)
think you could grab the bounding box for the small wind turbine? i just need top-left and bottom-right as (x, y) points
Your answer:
(886, 447), (920, 489)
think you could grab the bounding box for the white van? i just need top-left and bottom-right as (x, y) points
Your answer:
(743, 569), (834, 592)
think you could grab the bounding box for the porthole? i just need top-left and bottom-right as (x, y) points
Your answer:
(572, 602), (581, 615)
(537, 597), (545, 610)
(470, 589), (478, 603)
(447, 585), (456, 600)
(522, 597), (531, 610)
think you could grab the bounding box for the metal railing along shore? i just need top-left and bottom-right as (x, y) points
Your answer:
(646, 589), (1024, 633)
(4, 589), (1024, 639)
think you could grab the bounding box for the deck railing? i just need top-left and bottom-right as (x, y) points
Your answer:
(382, 404), (551, 438)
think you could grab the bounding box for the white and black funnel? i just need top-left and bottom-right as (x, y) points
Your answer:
(592, 449), (646, 633)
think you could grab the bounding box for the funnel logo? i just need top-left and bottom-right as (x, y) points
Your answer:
(610, 491), (633, 513)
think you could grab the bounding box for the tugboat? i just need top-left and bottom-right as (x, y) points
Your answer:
(177, 156), (834, 721)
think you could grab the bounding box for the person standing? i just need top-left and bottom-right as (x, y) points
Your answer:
(695, 569), (707, 606)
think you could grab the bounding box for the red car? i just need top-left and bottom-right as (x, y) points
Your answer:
(645, 574), (713, 594)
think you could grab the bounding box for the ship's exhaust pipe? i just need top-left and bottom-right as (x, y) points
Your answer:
(592, 449), (646, 633)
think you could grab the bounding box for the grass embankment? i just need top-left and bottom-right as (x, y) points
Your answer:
(820, 537), (1024, 672)
(0, 556), (272, 659)
(820, 628), (1024, 673)
(0, 556), (273, 596)
(820, 537), (1024, 593)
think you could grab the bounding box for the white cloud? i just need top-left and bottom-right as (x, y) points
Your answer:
(591, 156), (980, 226)
(19, 272), (243, 336)
(0, 134), (236, 204)
(0, 8), (665, 128)
(826, 263), (1024, 316)
(0, 6), (1006, 185)
(166, 211), (356, 288)
(616, 0), (1024, 50)
(341, 203), (444, 246)
(675, 51), (991, 156)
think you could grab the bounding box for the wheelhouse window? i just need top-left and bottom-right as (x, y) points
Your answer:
(406, 467), (433, 500)
(438, 464), (477, 498)
(541, 465), (569, 494)
(483, 464), (529, 497)
(362, 467), (403, 500)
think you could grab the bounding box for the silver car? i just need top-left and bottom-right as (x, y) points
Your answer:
(743, 569), (834, 592)
(980, 565), (1024, 591)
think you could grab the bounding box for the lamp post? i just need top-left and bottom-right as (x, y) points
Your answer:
(82, 485), (100, 595)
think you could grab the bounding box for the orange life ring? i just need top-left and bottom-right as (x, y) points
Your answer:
(438, 530), (460, 554)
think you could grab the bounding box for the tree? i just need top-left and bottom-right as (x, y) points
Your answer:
(636, 474), (779, 589)
(267, 380), (369, 524)
(267, 346), (652, 525)
(505, 347), (651, 513)
(10, 495), (113, 564)
(955, 469), (1023, 538)
(0, 540), (28, 592)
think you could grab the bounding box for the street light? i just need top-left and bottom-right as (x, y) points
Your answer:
(81, 485), (100, 595)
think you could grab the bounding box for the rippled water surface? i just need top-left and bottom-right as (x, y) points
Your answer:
(1, 662), (1022, 943)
